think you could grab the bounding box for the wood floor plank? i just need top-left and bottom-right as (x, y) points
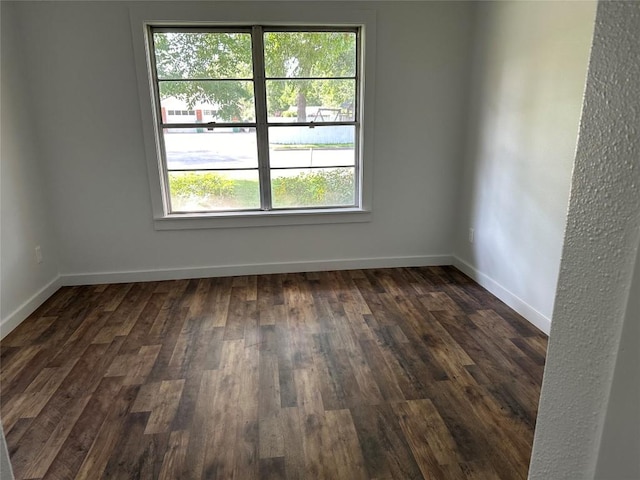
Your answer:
(394, 399), (464, 480)
(182, 369), (217, 479)
(280, 406), (304, 480)
(144, 379), (185, 435)
(259, 354), (284, 459)
(2, 316), (57, 348)
(72, 384), (140, 480)
(259, 456), (287, 480)
(235, 339), (261, 480)
(13, 392), (91, 479)
(295, 367), (332, 479)
(3, 361), (78, 430)
(1, 345), (45, 393)
(1, 267), (548, 480)
(324, 409), (368, 480)
(350, 403), (424, 480)
(40, 376), (124, 480)
(202, 339), (245, 479)
(4, 418), (33, 457)
(358, 338), (406, 403)
(157, 430), (189, 480)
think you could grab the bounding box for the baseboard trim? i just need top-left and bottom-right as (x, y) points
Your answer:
(452, 256), (552, 335)
(1, 275), (62, 340)
(2, 256), (550, 340)
(60, 255), (454, 286)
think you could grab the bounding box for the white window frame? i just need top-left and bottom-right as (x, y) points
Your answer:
(130, 4), (375, 230)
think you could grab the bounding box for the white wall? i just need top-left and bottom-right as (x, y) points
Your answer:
(11, 1), (473, 283)
(530, 1), (640, 477)
(453, 1), (596, 333)
(0, 2), (61, 338)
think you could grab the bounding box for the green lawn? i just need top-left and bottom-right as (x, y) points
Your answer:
(232, 179), (260, 208)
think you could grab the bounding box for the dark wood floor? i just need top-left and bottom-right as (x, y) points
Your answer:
(1, 266), (547, 480)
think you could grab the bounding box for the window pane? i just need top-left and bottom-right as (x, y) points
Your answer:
(164, 129), (258, 170)
(269, 126), (355, 168)
(266, 79), (355, 121)
(169, 170), (260, 212)
(264, 32), (356, 78)
(159, 81), (255, 123)
(271, 167), (355, 208)
(154, 32), (253, 79)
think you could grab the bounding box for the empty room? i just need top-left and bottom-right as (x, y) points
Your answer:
(1, 1), (639, 479)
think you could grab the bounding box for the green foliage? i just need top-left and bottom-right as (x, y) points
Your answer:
(159, 81), (253, 122)
(155, 32), (255, 121)
(263, 32), (356, 78)
(153, 30), (356, 122)
(272, 169), (354, 207)
(168, 172), (235, 199)
(169, 170), (354, 210)
(154, 32), (253, 79)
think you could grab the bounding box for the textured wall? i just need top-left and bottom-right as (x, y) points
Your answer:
(595, 240), (640, 478)
(530, 2), (640, 478)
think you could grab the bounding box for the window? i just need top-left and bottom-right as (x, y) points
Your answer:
(147, 26), (361, 215)
(131, 5), (375, 229)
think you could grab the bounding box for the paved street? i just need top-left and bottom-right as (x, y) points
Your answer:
(164, 132), (354, 170)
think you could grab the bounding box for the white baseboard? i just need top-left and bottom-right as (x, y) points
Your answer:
(60, 255), (454, 286)
(452, 256), (551, 335)
(2, 255), (550, 340)
(1, 256), (452, 339)
(1, 275), (62, 340)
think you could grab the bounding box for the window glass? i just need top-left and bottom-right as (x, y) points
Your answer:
(263, 32), (356, 78)
(271, 167), (356, 208)
(158, 81), (255, 123)
(163, 128), (258, 170)
(150, 27), (359, 214)
(154, 32), (253, 79)
(169, 170), (260, 212)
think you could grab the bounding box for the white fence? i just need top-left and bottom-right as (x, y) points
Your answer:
(268, 125), (354, 145)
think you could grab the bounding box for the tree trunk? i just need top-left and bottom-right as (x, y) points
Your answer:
(297, 91), (307, 122)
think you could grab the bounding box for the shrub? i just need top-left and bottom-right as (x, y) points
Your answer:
(168, 169), (355, 210)
(272, 169), (354, 207)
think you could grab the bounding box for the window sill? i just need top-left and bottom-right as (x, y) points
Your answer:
(153, 208), (372, 230)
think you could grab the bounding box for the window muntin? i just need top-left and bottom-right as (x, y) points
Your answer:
(148, 26), (360, 215)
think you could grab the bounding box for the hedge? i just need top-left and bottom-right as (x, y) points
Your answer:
(169, 169), (354, 208)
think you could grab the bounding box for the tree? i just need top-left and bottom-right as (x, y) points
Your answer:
(263, 31), (355, 121)
(154, 32), (254, 121)
(153, 30), (356, 123)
